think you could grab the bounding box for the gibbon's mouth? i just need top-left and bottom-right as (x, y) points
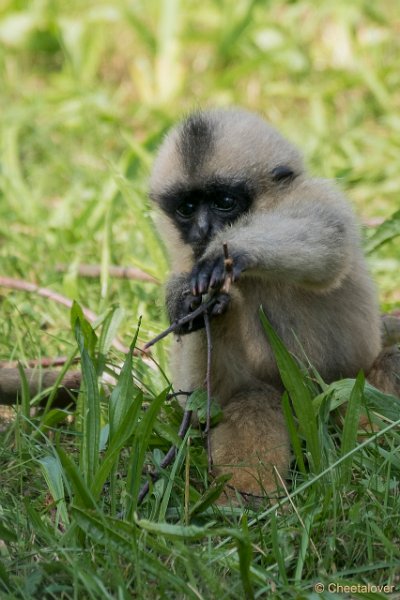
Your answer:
(192, 240), (209, 260)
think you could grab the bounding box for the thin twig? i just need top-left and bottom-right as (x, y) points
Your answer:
(56, 263), (159, 284)
(221, 241), (233, 294)
(203, 311), (213, 473)
(143, 295), (218, 351)
(0, 276), (130, 355)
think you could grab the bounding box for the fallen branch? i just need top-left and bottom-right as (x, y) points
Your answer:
(0, 276), (129, 354)
(0, 368), (81, 408)
(56, 263), (159, 284)
(0, 356), (80, 369)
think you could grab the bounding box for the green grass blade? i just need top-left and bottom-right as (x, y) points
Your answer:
(313, 378), (400, 422)
(0, 558), (10, 591)
(189, 474), (232, 518)
(57, 446), (96, 510)
(0, 522), (18, 544)
(270, 511), (289, 585)
(340, 371), (365, 485)
(72, 508), (196, 595)
(114, 171), (169, 277)
(71, 301), (97, 360)
(97, 305), (125, 374)
(158, 427), (191, 520)
(125, 388), (168, 517)
(282, 391), (306, 475)
(40, 347), (79, 415)
(71, 506), (136, 551)
(155, 0), (181, 101)
(294, 511), (314, 582)
(259, 308), (320, 472)
(79, 345), (100, 484)
(134, 515), (246, 543)
(72, 305), (101, 484)
(217, 0), (263, 59)
(91, 390), (143, 499)
(38, 455), (70, 527)
(109, 324), (141, 438)
(368, 521), (400, 558)
(34, 408), (72, 438)
(365, 208), (400, 254)
(236, 516), (255, 600)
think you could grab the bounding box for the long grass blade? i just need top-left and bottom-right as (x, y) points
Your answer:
(260, 309), (320, 472)
(125, 388), (168, 517)
(340, 371), (365, 485)
(72, 303), (100, 485)
(38, 455), (70, 527)
(365, 209), (400, 254)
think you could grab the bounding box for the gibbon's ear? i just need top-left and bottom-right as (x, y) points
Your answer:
(270, 165), (297, 183)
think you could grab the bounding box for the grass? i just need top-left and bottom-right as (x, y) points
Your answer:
(0, 0), (400, 598)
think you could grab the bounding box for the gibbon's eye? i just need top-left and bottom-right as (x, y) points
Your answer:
(271, 165), (295, 182)
(176, 201), (197, 218)
(212, 196), (236, 212)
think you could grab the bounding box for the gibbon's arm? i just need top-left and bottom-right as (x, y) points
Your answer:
(191, 189), (358, 295)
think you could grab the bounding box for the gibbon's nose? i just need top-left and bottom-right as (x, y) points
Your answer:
(193, 207), (211, 241)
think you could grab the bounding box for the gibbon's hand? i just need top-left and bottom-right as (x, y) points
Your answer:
(190, 250), (252, 296)
(172, 290), (231, 335)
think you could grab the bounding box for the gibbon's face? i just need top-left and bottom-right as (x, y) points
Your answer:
(150, 108), (303, 256)
(156, 179), (253, 257)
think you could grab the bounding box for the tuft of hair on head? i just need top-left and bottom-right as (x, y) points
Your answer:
(178, 111), (215, 177)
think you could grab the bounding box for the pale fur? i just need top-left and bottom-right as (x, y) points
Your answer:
(149, 108), (395, 501)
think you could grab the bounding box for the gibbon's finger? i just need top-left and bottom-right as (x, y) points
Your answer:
(190, 299), (201, 311)
(210, 292), (230, 316)
(209, 260), (226, 290)
(190, 263), (209, 295)
(191, 257), (222, 295)
(231, 253), (252, 282)
(197, 269), (211, 295)
(188, 295), (202, 312)
(180, 291), (202, 316)
(189, 265), (201, 295)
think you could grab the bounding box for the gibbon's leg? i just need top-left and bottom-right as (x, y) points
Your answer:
(367, 345), (400, 398)
(210, 385), (289, 502)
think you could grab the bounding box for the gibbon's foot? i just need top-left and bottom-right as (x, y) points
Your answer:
(210, 388), (290, 505)
(367, 345), (400, 398)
